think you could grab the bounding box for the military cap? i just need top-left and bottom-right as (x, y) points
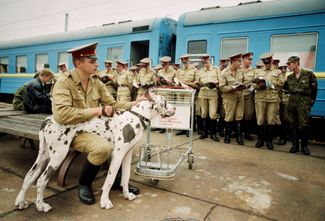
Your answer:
(256, 60), (264, 67)
(219, 57), (229, 62)
(57, 63), (66, 67)
(115, 60), (128, 65)
(136, 63), (143, 67)
(104, 60), (113, 64)
(229, 53), (242, 60)
(242, 52), (253, 58)
(278, 63), (287, 68)
(180, 54), (190, 59)
(140, 57), (151, 63)
(272, 59), (280, 63)
(67, 42), (98, 59)
(129, 66), (137, 71)
(200, 54), (210, 59)
(286, 56), (300, 64)
(173, 63), (180, 66)
(159, 56), (171, 62)
(259, 52), (273, 60)
(153, 64), (163, 70)
(43, 63), (50, 68)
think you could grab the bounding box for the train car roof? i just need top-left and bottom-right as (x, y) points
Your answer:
(180, 0), (325, 26)
(0, 17), (174, 49)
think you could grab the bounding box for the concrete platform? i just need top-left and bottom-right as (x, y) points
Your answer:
(0, 132), (324, 221)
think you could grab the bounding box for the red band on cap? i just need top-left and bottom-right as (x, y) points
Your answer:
(72, 50), (96, 58)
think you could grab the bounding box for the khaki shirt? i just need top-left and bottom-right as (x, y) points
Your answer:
(158, 66), (176, 82)
(52, 69), (132, 125)
(254, 67), (285, 102)
(195, 65), (219, 98)
(136, 68), (157, 84)
(117, 70), (133, 89)
(176, 64), (197, 88)
(100, 69), (118, 92)
(219, 67), (244, 99)
(241, 67), (256, 97)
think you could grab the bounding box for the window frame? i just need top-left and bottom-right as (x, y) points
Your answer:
(270, 32), (318, 70)
(220, 37), (248, 60)
(35, 53), (49, 72)
(0, 56), (9, 73)
(16, 55), (27, 73)
(107, 47), (123, 67)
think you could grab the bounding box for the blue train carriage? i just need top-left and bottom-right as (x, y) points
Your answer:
(176, 0), (325, 118)
(0, 17), (177, 98)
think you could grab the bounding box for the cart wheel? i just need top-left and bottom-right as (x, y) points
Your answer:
(150, 179), (159, 185)
(188, 155), (194, 170)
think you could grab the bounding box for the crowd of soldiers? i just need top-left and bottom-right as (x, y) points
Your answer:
(90, 52), (317, 156)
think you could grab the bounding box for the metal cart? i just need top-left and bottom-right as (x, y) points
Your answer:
(135, 87), (195, 183)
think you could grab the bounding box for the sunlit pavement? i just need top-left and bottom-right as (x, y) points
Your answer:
(0, 132), (324, 221)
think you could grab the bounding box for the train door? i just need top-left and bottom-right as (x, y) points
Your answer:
(130, 40), (149, 66)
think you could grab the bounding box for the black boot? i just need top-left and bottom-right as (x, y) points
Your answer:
(301, 132), (310, 155)
(199, 118), (209, 139)
(255, 125), (264, 148)
(236, 121), (244, 145)
(218, 117), (225, 137)
(266, 125), (274, 150)
(196, 116), (203, 135)
(289, 128), (299, 153)
(224, 121), (232, 143)
(244, 120), (254, 141)
(277, 124), (287, 145)
(209, 119), (219, 142)
(78, 160), (100, 205)
(112, 167), (140, 195)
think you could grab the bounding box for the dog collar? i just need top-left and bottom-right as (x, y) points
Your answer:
(129, 110), (150, 129)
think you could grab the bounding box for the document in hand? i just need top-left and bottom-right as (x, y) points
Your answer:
(231, 82), (245, 90)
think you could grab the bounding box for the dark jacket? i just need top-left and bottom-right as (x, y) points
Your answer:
(23, 77), (52, 114)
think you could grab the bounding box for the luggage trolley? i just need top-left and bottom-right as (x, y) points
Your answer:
(135, 87), (195, 183)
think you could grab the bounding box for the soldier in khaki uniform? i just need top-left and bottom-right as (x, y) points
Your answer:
(256, 60), (264, 69)
(285, 56), (317, 155)
(217, 58), (229, 137)
(157, 56), (176, 84)
(58, 63), (68, 74)
(195, 54), (219, 142)
(277, 64), (289, 145)
(241, 52), (255, 141)
(175, 54), (198, 136)
(136, 57), (157, 100)
(100, 60), (118, 99)
(219, 53), (246, 145)
(52, 43), (142, 205)
(116, 60), (133, 102)
(253, 53), (285, 150)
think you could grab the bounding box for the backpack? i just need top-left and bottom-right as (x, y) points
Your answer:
(12, 83), (28, 111)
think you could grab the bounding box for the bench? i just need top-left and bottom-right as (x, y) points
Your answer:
(0, 102), (84, 187)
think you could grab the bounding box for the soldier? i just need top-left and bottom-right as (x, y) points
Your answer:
(100, 60), (118, 99)
(52, 42), (142, 205)
(272, 59), (280, 69)
(285, 56), (317, 155)
(219, 53), (246, 145)
(217, 58), (229, 137)
(116, 60), (133, 102)
(175, 54), (198, 136)
(157, 56), (176, 85)
(241, 52), (255, 141)
(153, 64), (163, 72)
(253, 53), (285, 150)
(58, 63), (68, 74)
(195, 54), (219, 142)
(173, 63), (181, 72)
(136, 57), (157, 100)
(277, 63), (289, 145)
(157, 56), (176, 133)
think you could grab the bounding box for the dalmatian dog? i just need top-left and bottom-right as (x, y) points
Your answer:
(15, 90), (175, 212)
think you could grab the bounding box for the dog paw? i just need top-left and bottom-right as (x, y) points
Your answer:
(124, 192), (136, 201)
(100, 198), (113, 209)
(15, 200), (29, 210)
(36, 202), (52, 212)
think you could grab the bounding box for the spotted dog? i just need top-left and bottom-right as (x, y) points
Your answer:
(15, 91), (175, 212)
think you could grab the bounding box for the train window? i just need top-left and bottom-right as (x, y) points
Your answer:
(187, 40), (207, 54)
(16, 55), (27, 73)
(0, 57), (9, 73)
(107, 47), (123, 67)
(132, 25), (149, 32)
(58, 52), (69, 71)
(220, 37), (248, 59)
(36, 53), (48, 72)
(271, 33), (317, 70)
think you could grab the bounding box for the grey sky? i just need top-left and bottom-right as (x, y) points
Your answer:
(0, 0), (275, 42)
